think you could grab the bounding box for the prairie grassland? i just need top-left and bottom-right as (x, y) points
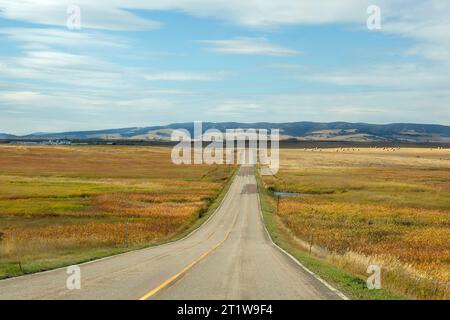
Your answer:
(0, 145), (234, 278)
(262, 147), (450, 299)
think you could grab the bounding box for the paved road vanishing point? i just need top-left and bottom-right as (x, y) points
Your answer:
(0, 166), (346, 300)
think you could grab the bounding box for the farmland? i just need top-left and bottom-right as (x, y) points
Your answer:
(0, 145), (234, 279)
(261, 147), (450, 299)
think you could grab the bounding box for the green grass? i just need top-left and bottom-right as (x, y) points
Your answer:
(1, 247), (131, 278)
(256, 169), (406, 300)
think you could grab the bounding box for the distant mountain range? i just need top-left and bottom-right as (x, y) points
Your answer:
(2, 122), (450, 143)
(0, 133), (18, 139)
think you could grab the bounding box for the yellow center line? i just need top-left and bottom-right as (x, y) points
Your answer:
(139, 190), (241, 301)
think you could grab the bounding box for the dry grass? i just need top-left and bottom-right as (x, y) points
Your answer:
(0, 145), (234, 278)
(262, 147), (450, 299)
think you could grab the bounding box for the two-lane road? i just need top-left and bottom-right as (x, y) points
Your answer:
(0, 166), (345, 300)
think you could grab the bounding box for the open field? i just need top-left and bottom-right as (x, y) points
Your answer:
(261, 147), (450, 299)
(0, 145), (234, 279)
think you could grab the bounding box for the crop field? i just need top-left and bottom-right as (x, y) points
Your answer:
(0, 145), (234, 279)
(262, 147), (450, 299)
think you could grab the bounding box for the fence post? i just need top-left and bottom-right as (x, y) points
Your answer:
(276, 196), (280, 215)
(125, 221), (129, 247)
(12, 231), (24, 274)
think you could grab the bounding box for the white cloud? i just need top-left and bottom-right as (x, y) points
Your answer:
(211, 101), (265, 117)
(0, 0), (160, 31)
(299, 64), (450, 89)
(0, 1), (447, 31)
(0, 49), (225, 89)
(144, 71), (224, 81)
(2, 87), (450, 134)
(385, 21), (450, 65)
(112, 0), (375, 27)
(1, 1), (449, 63)
(0, 49), (126, 89)
(0, 91), (43, 103)
(203, 90), (450, 125)
(0, 0), (395, 34)
(17, 50), (98, 67)
(198, 37), (299, 56)
(1, 0), (450, 133)
(2, 1), (448, 64)
(0, 28), (127, 49)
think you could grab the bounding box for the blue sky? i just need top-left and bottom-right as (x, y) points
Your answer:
(1, 0), (450, 134)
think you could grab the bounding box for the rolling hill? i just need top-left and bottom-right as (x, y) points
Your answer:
(0, 133), (17, 139)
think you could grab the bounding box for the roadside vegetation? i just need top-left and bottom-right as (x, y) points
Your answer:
(0, 145), (235, 279)
(259, 147), (450, 300)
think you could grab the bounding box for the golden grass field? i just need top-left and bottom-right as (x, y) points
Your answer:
(262, 147), (450, 299)
(0, 145), (234, 278)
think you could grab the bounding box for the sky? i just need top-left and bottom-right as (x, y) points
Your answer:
(0, 0), (450, 134)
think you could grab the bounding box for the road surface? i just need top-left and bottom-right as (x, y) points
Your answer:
(0, 166), (345, 300)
